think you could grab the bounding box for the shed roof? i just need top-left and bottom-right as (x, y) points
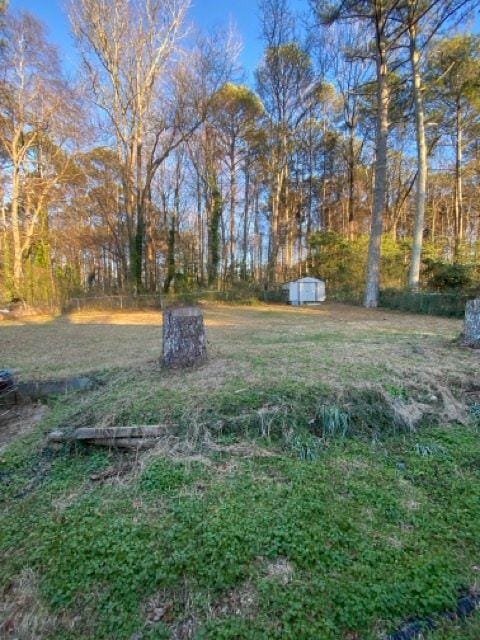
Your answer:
(283, 276), (324, 284)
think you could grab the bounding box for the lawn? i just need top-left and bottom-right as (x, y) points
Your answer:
(1, 303), (479, 639)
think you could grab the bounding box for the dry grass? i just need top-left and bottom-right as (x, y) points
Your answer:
(0, 303), (472, 377)
(0, 569), (75, 640)
(0, 404), (47, 452)
(1, 303), (478, 428)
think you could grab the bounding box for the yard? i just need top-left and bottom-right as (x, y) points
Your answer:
(1, 303), (480, 639)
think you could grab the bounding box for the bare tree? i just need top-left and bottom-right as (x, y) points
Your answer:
(70, 0), (189, 290)
(257, 0), (316, 282)
(210, 83), (263, 280)
(0, 11), (82, 297)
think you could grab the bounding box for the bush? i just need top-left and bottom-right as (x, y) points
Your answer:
(423, 259), (473, 290)
(309, 232), (411, 299)
(379, 289), (472, 318)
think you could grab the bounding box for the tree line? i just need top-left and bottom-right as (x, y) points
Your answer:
(1, 0), (479, 308)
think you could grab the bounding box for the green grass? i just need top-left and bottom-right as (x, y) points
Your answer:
(1, 304), (480, 639)
(2, 396), (480, 639)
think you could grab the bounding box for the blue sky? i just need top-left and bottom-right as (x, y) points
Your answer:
(9, 0), (308, 82)
(8, 0), (479, 83)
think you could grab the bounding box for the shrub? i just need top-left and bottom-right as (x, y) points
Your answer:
(379, 289), (470, 318)
(423, 259), (473, 290)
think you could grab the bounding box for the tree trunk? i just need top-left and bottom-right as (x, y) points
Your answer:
(162, 306), (207, 368)
(253, 189), (261, 281)
(207, 171), (222, 287)
(307, 112), (314, 265)
(164, 162), (181, 294)
(408, 21), (427, 290)
(454, 97), (463, 259)
(163, 213), (176, 294)
(364, 39), (389, 308)
(196, 172), (204, 285)
(464, 299), (480, 348)
(1, 192), (10, 296)
(132, 131), (145, 292)
(242, 161), (250, 280)
(347, 125), (356, 241)
(11, 163), (23, 295)
(229, 140), (236, 280)
(268, 169), (281, 284)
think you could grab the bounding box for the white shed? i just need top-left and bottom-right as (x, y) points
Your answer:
(283, 276), (326, 306)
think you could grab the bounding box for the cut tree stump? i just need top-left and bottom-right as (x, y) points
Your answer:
(464, 299), (480, 348)
(162, 306), (207, 368)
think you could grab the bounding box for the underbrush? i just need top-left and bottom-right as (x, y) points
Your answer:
(379, 288), (474, 318)
(32, 369), (469, 464)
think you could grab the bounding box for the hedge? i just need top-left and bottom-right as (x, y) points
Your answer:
(379, 289), (474, 318)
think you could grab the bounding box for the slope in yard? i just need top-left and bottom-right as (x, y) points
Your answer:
(1, 303), (480, 640)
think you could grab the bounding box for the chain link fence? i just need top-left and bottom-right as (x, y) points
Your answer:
(63, 288), (287, 312)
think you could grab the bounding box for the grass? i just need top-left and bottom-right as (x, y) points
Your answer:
(1, 303), (480, 639)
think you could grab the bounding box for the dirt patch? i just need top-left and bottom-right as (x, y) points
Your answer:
(0, 403), (47, 452)
(143, 585), (199, 640)
(211, 581), (258, 618)
(142, 579), (259, 639)
(264, 556), (294, 584)
(0, 569), (77, 640)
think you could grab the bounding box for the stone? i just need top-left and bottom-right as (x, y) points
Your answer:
(162, 306), (207, 368)
(0, 370), (17, 407)
(17, 376), (93, 400)
(464, 298), (480, 348)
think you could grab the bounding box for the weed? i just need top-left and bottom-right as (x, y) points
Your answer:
(469, 403), (480, 423)
(413, 442), (448, 458)
(315, 404), (350, 438)
(284, 431), (324, 460)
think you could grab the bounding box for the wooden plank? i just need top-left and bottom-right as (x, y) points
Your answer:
(47, 430), (68, 443)
(89, 438), (157, 449)
(72, 425), (166, 440)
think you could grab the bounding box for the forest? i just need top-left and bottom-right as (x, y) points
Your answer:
(1, 0), (479, 307)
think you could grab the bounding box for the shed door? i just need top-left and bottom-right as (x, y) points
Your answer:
(302, 282), (316, 302)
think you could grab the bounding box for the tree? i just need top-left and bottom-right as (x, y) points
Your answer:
(427, 35), (480, 259)
(313, 0), (404, 307)
(0, 11), (82, 297)
(257, 0), (316, 282)
(395, 0), (477, 288)
(70, 0), (189, 291)
(333, 24), (369, 240)
(210, 83), (264, 280)
(71, 0), (238, 291)
(2, 0), (480, 304)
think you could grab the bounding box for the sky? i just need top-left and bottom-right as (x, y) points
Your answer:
(8, 0), (479, 83)
(9, 0), (307, 83)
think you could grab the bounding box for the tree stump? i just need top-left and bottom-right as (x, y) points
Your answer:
(162, 306), (207, 368)
(464, 299), (480, 348)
